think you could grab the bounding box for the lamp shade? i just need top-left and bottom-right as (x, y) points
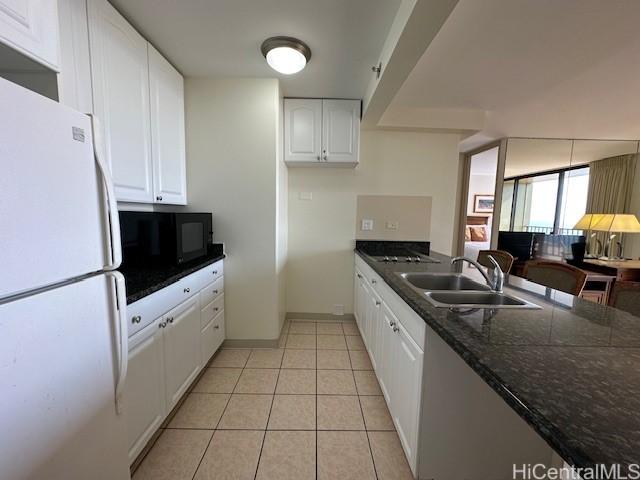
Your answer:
(591, 214), (640, 233)
(573, 213), (607, 230)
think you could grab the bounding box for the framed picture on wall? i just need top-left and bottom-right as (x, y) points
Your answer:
(474, 194), (495, 213)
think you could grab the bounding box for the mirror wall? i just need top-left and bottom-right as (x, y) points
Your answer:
(497, 138), (640, 265)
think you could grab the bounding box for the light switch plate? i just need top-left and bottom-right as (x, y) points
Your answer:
(361, 219), (374, 231)
(333, 304), (344, 316)
(385, 221), (399, 230)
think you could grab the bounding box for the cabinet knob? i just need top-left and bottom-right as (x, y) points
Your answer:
(213, 289), (219, 294)
(323, 155), (328, 161)
(393, 326), (400, 333)
(357, 274), (362, 279)
(375, 301), (381, 307)
(212, 270), (218, 275)
(316, 155), (321, 161)
(184, 287), (190, 293)
(131, 315), (141, 324)
(371, 279), (377, 285)
(214, 307), (219, 312)
(168, 317), (174, 324)
(214, 325), (220, 330)
(159, 321), (166, 329)
(156, 195), (163, 201)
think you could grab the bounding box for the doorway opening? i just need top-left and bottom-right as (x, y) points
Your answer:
(458, 145), (499, 265)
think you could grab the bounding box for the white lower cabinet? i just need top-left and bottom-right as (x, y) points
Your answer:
(162, 296), (201, 411)
(124, 319), (165, 464)
(392, 320), (424, 471)
(353, 256), (424, 477)
(124, 260), (224, 464)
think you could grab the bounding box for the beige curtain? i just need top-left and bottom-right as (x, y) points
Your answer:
(586, 154), (638, 254)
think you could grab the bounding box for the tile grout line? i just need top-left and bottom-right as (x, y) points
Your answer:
(252, 355), (281, 479)
(189, 350), (248, 480)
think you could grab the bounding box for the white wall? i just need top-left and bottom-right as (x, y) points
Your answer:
(184, 77), (284, 340)
(287, 130), (460, 315)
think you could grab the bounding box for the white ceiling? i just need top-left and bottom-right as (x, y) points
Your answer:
(504, 138), (639, 178)
(109, 0), (401, 98)
(384, 0), (640, 145)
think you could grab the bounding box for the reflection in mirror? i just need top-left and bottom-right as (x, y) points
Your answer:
(497, 138), (640, 292)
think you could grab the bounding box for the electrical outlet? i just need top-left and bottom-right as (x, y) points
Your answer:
(361, 219), (374, 231)
(333, 304), (344, 316)
(385, 221), (399, 230)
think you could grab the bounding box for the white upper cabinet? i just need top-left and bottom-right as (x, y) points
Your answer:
(57, 0), (93, 113)
(284, 98), (322, 163)
(0, 0), (59, 70)
(148, 44), (186, 205)
(322, 99), (360, 165)
(88, 0), (153, 203)
(284, 97), (360, 167)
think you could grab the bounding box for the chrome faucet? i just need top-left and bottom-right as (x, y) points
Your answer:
(451, 255), (504, 293)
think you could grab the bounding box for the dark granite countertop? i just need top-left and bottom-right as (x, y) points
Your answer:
(120, 244), (225, 304)
(355, 247), (640, 472)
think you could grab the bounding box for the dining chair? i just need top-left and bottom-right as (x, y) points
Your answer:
(523, 260), (588, 296)
(609, 281), (640, 317)
(477, 250), (515, 274)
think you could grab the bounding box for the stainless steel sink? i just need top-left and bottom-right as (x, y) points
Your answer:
(424, 291), (540, 309)
(397, 272), (540, 309)
(398, 272), (490, 291)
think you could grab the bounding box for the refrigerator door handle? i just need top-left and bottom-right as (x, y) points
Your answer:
(90, 115), (122, 270)
(107, 271), (128, 415)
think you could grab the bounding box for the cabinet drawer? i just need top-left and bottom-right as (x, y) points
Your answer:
(190, 259), (224, 292)
(201, 294), (224, 329)
(127, 275), (196, 337)
(201, 310), (225, 365)
(199, 276), (224, 309)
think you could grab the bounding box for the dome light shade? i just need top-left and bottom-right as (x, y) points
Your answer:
(261, 37), (311, 75)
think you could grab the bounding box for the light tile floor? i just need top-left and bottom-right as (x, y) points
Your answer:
(133, 320), (414, 480)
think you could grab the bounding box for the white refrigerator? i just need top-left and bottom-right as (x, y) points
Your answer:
(0, 77), (130, 479)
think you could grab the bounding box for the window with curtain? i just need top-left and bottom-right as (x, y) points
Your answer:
(501, 166), (590, 234)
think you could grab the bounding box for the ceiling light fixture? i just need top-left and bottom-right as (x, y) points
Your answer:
(261, 36), (311, 75)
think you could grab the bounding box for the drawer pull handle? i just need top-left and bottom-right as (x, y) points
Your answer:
(371, 279), (377, 285)
(184, 287), (190, 293)
(159, 321), (167, 329)
(213, 289), (219, 294)
(393, 326), (399, 333)
(214, 325), (220, 330)
(375, 301), (381, 306)
(168, 317), (174, 324)
(357, 273), (362, 279)
(132, 315), (141, 324)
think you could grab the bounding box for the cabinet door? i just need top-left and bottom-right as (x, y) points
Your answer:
(378, 302), (397, 402)
(391, 321), (424, 472)
(163, 296), (201, 411)
(354, 269), (364, 325)
(284, 98), (322, 163)
(148, 44), (186, 205)
(0, 0), (59, 70)
(57, 0), (93, 112)
(366, 287), (382, 371)
(88, 0), (153, 203)
(124, 319), (165, 464)
(201, 309), (225, 365)
(322, 99), (360, 164)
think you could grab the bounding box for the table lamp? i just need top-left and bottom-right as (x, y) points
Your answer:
(573, 213), (607, 257)
(590, 213), (640, 260)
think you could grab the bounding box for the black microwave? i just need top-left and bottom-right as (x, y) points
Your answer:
(119, 211), (213, 266)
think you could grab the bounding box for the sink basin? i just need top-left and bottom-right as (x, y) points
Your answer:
(424, 291), (540, 309)
(398, 273), (489, 291)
